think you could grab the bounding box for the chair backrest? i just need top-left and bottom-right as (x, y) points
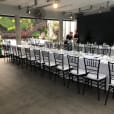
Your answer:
(42, 51), (50, 65)
(49, 42), (53, 48)
(60, 43), (64, 49)
(74, 43), (83, 52)
(84, 58), (100, 79)
(25, 48), (31, 59)
(2, 44), (11, 55)
(17, 47), (22, 57)
(8, 45), (12, 54)
(64, 43), (68, 50)
(84, 44), (91, 53)
(34, 49), (41, 62)
(90, 45), (99, 54)
(12, 46), (18, 56)
(54, 43), (59, 49)
(68, 42), (72, 51)
(67, 55), (79, 74)
(2, 44), (10, 51)
(98, 45), (111, 56)
(45, 42), (53, 48)
(54, 53), (64, 69)
(108, 62), (114, 84)
(74, 44), (79, 51)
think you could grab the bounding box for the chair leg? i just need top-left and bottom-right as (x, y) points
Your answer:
(30, 62), (32, 71)
(34, 64), (37, 71)
(49, 67), (52, 80)
(104, 79), (107, 94)
(77, 76), (80, 94)
(97, 82), (100, 101)
(4, 53), (6, 62)
(7, 54), (9, 62)
(54, 69), (58, 83)
(87, 79), (89, 88)
(82, 78), (86, 95)
(67, 73), (71, 88)
(112, 88), (114, 99)
(104, 86), (111, 105)
(63, 71), (65, 86)
(9, 55), (11, 62)
(90, 80), (92, 88)
(26, 60), (28, 69)
(21, 59), (24, 68)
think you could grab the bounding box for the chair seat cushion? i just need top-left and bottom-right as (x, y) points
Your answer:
(14, 53), (18, 56)
(109, 79), (114, 86)
(45, 62), (56, 67)
(70, 69), (86, 76)
(19, 55), (26, 59)
(28, 57), (35, 61)
(36, 60), (44, 64)
(4, 51), (10, 54)
(86, 73), (106, 80)
(10, 52), (13, 55)
(57, 65), (69, 71)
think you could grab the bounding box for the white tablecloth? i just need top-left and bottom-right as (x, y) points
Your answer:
(15, 45), (112, 89)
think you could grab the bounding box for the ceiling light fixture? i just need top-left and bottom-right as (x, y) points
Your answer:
(53, 0), (58, 8)
(53, 3), (58, 8)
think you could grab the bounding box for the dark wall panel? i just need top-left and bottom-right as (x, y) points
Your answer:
(77, 11), (114, 45)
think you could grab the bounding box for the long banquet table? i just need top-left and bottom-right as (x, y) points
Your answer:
(15, 45), (114, 89)
(18, 45), (110, 74)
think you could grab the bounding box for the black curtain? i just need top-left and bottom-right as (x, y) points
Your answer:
(77, 11), (114, 45)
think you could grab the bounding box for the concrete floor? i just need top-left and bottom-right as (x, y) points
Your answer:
(0, 58), (114, 114)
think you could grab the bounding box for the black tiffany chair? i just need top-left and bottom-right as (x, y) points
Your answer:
(99, 45), (111, 56)
(2, 44), (11, 62)
(54, 53), (69, 85)
(17, 47), (26, 67)
(11, 46), (19, 64)
(84, 44), (91, 53)
(105, 62), (114, 105)
(25, 48), (35, 70)
(42, 51), (56, 78)
(90, 45), (99, 54)
(34, 49), (44, 69)
(83, 58), (107, 100)
(67, 55), (87, 93)
(74, 43), (83, 52)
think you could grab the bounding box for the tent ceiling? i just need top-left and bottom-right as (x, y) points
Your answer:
(0, 0), (114, 13)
